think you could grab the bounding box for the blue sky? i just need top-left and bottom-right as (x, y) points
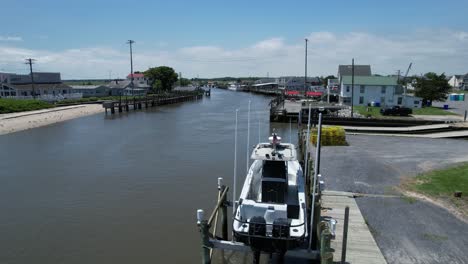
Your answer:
(1, 0), (467, 78)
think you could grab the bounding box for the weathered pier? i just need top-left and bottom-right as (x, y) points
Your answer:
(102, 92), (203, 114)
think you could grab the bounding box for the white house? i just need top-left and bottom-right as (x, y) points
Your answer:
(71, 85), (111, 97)
(448, 74), (468, 90)
(340, 75), (422, 108)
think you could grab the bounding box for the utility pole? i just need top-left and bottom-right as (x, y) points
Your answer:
(127, 40), (135, 96)
(304, 38), (308, 92)
(25, 58), (36, 99)
(351, 58), (354, 118)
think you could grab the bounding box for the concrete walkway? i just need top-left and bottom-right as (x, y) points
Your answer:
(322, 191), (387, 264)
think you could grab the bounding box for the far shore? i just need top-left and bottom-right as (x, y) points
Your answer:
(0, 104), (104, 135)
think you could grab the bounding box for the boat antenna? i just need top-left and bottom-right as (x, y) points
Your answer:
(233, 109), (239, 216)
(303, 103), (312, 180)
(257, 104), (261, 143)
(246, 100), (251, 174)
(309, 113), (323, 250)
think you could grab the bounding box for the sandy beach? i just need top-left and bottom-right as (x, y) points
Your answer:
(0, 104), (104, 135)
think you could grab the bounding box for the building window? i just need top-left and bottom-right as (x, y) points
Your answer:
(346, 86), (350, 92)
(414, 101), (419, 104)
(360, 85), (365, 93)
(381, 86), (386, 94)
(397, 97), (402, 104)
(359, 96), (364, 104)
(380, 97), (385, 104)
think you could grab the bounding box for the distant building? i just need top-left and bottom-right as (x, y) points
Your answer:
(339, 75), (422, 108)
(105, 73), (151, 96)
(71, 85), (111, 97)
(448, 74), (467, 90)
(337, 65), (372, 81)
(276, 76), (321, 90)
(0, 72), (79, 100)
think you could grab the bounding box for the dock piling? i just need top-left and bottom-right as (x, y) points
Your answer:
(197, 209), (211, 264)
(320, 228), (333, 264)
(341, 206), (350, 264)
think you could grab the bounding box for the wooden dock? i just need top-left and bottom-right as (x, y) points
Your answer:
(102, 92), (203, 114)
(321, 191), (387, 264)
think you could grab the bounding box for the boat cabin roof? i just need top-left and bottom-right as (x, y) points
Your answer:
(251, 143), (297, 161)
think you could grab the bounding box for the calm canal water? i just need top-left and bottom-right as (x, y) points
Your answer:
(0, 89), (298, 264)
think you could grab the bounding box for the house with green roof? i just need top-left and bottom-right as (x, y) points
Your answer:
(340, 75), (422, 108)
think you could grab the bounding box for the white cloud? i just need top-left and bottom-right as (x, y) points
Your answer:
(0, 36), (22, 41)
(0, 29), (467, 79)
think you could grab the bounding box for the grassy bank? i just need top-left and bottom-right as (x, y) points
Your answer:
(354, 106), (382, 117)
(0, 99), (53, 114)
(402, 163), (468, 216)
(354, 105), (457, 117)
(412, 107), (458, 115)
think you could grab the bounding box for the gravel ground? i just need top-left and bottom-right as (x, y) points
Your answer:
(320, 135), (468, 264)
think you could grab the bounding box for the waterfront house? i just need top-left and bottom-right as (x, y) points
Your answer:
(105, 73), (151, 96)
(71, 85), (111, 97)
(0, 72), (80, 100)
(339, 75), (422, 108)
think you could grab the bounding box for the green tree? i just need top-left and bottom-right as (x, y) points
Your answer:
(179, 78), (191, 86)
(414, 72), (450, 106)
(322, 75), (337, 86)
(144, 66), (178, 92)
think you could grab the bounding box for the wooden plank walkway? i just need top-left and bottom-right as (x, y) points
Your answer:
(321, 191), (387, 264)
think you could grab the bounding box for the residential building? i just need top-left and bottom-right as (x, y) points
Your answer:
(71, 85), (111, 97)
(0, 72), (78, 100)
(448, 75), (464, 89)
(339, 75), (422, 108)
(105, 73), (151, 96)
(337, 65), (371, 81)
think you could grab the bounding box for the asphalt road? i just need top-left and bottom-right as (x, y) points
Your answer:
(320, 135), (468, 264)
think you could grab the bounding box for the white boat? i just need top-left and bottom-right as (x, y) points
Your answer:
(228, 83), (247, 91)
(233, 133), (307, 252)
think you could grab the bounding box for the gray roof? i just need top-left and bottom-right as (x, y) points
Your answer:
(341, 76), (398, 86)
(338, 65), (372, 77)
(5, 83), (72, 90)
(106, 80), (151, 89)
(70, 85), (107, 89)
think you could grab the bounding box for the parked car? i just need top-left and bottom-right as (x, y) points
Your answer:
(380, 106), (412, 116)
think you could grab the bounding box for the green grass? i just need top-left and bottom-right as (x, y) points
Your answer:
(0, 99), (53, 114)
(354, 106), (383, 117)
(412, 106), (458, 116)
(403, 162), (468, 215)
(355, 105), (458, 117)
(422, 233), (448, 242)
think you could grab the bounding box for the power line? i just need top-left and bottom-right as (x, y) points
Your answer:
(24, 58), (36, 99)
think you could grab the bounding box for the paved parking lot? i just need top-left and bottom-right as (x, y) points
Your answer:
(320, 135), (468, 264)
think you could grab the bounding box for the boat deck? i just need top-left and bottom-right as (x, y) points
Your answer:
(321, 190), (387, 264)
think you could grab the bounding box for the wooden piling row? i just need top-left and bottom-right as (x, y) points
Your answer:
(103, 93), (204, 115)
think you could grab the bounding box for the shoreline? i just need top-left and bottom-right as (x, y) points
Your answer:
(0, 104), (104, 135)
